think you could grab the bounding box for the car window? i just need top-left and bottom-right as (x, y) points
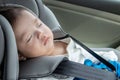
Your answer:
(59, 0), (120, 15)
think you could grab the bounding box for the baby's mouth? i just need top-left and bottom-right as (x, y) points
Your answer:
(43, 37), (49, 45)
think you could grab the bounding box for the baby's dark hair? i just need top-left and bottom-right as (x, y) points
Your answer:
(0, 6), (26, 27)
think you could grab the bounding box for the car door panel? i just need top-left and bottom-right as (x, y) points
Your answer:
(43, 0), (120, 48)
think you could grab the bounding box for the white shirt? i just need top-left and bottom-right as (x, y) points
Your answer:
(37, 37), (118, 80)
(65, 37), (118, 64)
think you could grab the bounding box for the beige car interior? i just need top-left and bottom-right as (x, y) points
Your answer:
(43, 0), (120, 49)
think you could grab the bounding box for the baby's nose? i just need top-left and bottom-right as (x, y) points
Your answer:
(36, 30), (43, 39)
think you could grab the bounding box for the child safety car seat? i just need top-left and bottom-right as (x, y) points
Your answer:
(0, 0), (67, 39)
(0, 0), (120, 80)
(0, 14), (18, 80)
(0, 0), (67, 80)
(0, 17), (5, 79)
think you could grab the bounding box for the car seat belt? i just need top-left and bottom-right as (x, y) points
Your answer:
(53, 34), (117, 80)
(55, 34), (115, 71)
(67, 34), (116, 71)
(19, 56), (117, 80)
(53, 59), (116, 80)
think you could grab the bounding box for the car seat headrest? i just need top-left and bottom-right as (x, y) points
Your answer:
(0, 26), (4, 65)
(0, 0), (39, 16)
(0, 0), (67, 39)
(0, 15), (18, 80)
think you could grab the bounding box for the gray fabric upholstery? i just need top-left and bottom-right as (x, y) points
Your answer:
(0, 0), (66, 79)
(0, 0), (67, 39)
(19, 56), (67, 79)
(0, 26), (4, 65)
(0, 0), (39, 16)
(0, 15), (18, 80)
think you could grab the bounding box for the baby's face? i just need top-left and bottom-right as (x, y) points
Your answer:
(13, 10), (54, 58)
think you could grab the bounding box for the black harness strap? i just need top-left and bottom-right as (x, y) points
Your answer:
(67, 34), (116, 71)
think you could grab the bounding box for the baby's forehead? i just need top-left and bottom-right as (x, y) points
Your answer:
(14, 17), (38, 42)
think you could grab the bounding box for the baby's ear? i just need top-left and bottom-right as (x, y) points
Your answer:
(18, 53), (26, 61)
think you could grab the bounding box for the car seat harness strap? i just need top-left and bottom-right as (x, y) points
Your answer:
(67, 34), (116, 71)
(53, 59), (116, 80)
